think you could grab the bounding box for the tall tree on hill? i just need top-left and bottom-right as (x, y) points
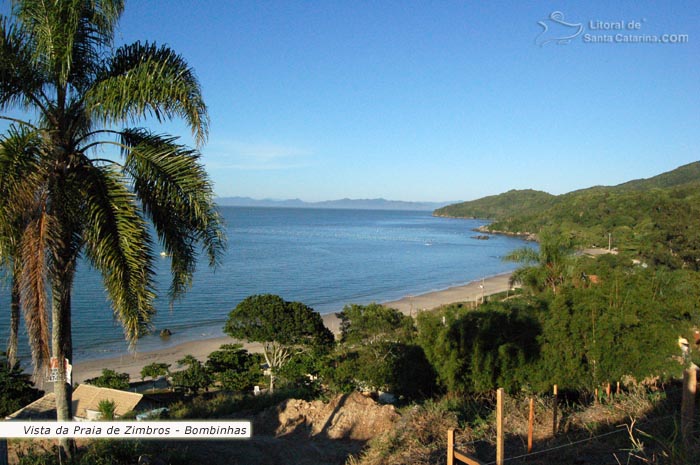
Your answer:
(0, 0), (225, 455)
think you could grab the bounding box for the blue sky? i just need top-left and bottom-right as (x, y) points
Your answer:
(3, 1), (700, 202)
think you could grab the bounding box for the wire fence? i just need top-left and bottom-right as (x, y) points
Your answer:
(448, 371), (699, 465)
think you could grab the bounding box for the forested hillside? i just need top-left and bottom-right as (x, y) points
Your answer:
(433, 189), (555, 219)
(435, 162), (700, 269)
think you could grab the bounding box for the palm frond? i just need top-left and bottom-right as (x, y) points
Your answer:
(69, 0), (125, 92)
(86, 42), (209, 146)
(0, 124), (41, 263)
(79, 162), (157, 345)
(503, 246), (539, 265)
(119, 128), (225, 300)
(0, 16), (45, 111)
(11, 0), (123, 89)
(18, 209), (53, 378)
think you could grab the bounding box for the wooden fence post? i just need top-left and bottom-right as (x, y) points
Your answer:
(552, 384), (558, 436)
(681, 368), (697, 448)
(447, 428), (455, 465)
(528, 397), (534, 453)
(496, 388), (504, 465)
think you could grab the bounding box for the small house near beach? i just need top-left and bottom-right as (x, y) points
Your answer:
(6, 385), (148, 421)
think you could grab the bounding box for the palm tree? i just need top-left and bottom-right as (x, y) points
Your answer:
(504, 229), (574, 294)
(0, 1), (225, 454)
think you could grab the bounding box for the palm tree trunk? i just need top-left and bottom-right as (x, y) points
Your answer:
(7, 276), (20, 367)
(51, 264), (75, 457)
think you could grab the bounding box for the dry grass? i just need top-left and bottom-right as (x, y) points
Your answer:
(346, 400), (464, 465)
(346, 383), (695, 465)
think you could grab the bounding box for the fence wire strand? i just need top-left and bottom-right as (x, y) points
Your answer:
(486, 427), (627, 464)
(462, 410), (684, 464)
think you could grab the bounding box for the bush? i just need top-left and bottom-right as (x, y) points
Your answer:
(206, 344), (262, 392)
(83, 369), (130, 390)
(0, 354), (42, 417)
(170, 355), (211, 395)
(326, 304), (437, 401)
(417, 301), (541, 394)
(97, 399), (116, 420)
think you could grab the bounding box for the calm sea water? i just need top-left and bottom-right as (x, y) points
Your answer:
(0, 207), (529, 364)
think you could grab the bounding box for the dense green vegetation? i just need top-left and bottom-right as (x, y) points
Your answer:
(435, 162), (700, 269)
(83, 369), (130, 391)
(418, 253), (700, 394)
(139, 362), (170, 389)
(224, 294), (334, 392)
(0, 352), (41, 417)
(434, 189), (555, 219)
(324, 303), (437, 401)
(205, 343), (263, 392)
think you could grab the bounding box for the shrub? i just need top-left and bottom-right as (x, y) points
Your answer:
(83, 369), (130, 390)
(0, 354), (42, 417)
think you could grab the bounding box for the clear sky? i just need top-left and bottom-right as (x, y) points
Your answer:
(3, 1), (700, 202)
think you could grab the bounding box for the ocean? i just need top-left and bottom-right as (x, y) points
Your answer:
(0, 207), (530, 364)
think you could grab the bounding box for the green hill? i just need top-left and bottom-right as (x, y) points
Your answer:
(433, 189), (555, 219)
(615, 161), (700, 191)
(435, 162), (700, 269)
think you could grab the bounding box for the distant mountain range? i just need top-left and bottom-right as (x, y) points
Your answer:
(216, 197), (456, 211)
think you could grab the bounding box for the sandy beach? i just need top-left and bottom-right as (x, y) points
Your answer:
(71, 272), (513, 383)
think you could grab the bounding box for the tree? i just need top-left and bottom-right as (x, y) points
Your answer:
(224, 295), (334, 393)
(171, 354), (211, 395)
(504, 229), (575, 294)
(84, 368), (130, 390)
(0, 1), (224, 454)
(338, 303), (415, 347)
(140, 362), (170, 390)
(417, 302), (541, 394)
(206, 344), (261, 392)
(0, 352), (41, 417)
(533, 262), (700, 391)
(330, 304), (436, 401)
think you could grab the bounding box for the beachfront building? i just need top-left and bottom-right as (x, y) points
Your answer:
(6, 385), (150, 421)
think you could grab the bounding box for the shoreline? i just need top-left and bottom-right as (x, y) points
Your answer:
(71, 272), (513, 383)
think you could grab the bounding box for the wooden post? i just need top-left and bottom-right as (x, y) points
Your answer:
(496, 388), (504, 465)
(681, 368), (697, 448)
(606, 383), (611, 401)
(447, 427), (488, 465)
(552, 385), (558, 436)
(527, 397), (534, 453)
(448, 427), (455, 465)
(594, 388), (599, 404)
(616, 381), (620, 395)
